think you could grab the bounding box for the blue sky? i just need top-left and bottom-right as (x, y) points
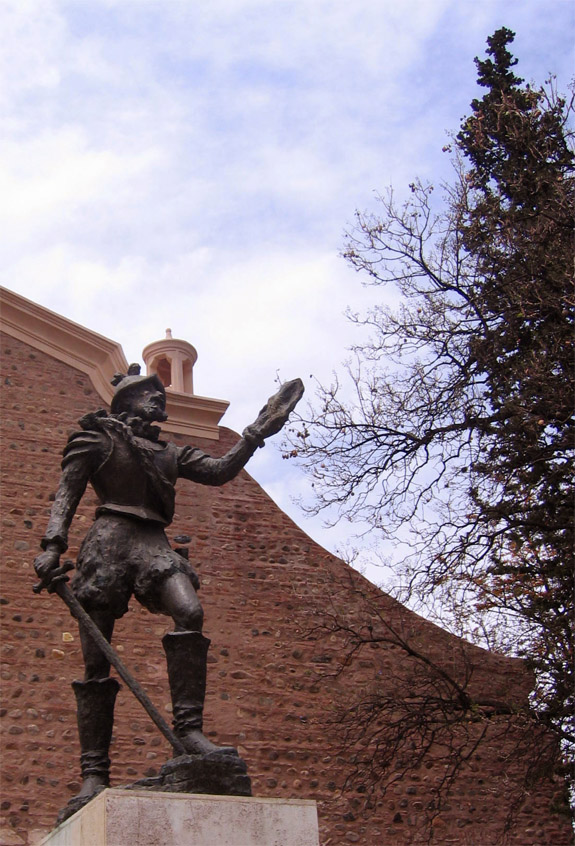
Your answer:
(2, 0), (573, 585)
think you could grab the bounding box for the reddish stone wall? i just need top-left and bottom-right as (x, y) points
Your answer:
(1, 334), (572, 845)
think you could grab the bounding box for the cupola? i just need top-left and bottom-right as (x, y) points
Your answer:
(142, 329), (198, 395)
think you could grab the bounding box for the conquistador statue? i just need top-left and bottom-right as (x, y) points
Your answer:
(34, 363), (303, 809)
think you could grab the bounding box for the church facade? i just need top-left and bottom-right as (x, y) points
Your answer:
(0, 286), (571, 845)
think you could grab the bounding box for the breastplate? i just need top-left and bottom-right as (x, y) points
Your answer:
(91, 434), (178, 524)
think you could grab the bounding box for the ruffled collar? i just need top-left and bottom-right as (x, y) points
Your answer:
(78, 409), (162, 442)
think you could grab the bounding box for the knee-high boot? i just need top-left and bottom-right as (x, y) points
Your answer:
(72, 677), (120, 799)
(162, 631), (237, 756)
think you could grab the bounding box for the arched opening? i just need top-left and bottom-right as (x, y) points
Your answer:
(155, 356), (172, 388)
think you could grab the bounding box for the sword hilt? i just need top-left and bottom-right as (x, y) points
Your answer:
(33, 559), (75, 594)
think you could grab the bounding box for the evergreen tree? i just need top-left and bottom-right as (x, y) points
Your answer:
(457, 28), (574, 738)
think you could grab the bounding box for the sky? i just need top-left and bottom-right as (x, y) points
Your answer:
(1, 0), (573, 587)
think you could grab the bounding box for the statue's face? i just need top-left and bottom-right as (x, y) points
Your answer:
(127, 385), (168, 422)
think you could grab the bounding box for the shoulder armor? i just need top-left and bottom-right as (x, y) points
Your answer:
(62, 430), (109, 469)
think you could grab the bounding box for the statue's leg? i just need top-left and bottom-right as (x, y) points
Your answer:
(79, 609), (115, 680)
(157, 571), (204, 632)
(72, 609), (119, 802)
(158, 573), (237, 756)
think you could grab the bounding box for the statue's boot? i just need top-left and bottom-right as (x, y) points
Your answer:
(56, 677), (119, 825)
(163, 631), (238, 757)
(72, 677), (120, 800)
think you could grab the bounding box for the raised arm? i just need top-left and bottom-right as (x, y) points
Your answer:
(176, 427), (262, 486)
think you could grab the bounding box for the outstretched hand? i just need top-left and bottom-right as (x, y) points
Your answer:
(243, 378), (304, 445)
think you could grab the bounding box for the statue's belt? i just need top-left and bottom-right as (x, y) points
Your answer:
(95, 503), (169, 525)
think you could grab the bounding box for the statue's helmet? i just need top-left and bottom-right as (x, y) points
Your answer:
(110, 363), (166, 414)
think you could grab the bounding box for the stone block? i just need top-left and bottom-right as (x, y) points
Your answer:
(40, 789), (320, 846)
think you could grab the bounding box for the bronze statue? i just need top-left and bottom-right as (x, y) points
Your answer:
(34, 365), (303, 813)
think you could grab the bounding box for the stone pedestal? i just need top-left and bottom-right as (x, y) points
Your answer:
(40, 789), (320, 846)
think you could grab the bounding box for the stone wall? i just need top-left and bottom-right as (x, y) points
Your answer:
(1, 333), (572, 845)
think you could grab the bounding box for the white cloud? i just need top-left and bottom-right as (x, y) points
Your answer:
(0, 0), (65, 101)
(1, 129), (157, 217)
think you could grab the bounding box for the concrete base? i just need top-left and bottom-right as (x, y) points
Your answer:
(40, 789), (320, 846)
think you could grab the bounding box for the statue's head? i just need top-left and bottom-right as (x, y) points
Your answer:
(111, 364), (168, 422)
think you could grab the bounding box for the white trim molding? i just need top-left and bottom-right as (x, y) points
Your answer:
(0, 287), (229, 440)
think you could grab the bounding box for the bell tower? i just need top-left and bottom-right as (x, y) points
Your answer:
(142, 329), (198, 395)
